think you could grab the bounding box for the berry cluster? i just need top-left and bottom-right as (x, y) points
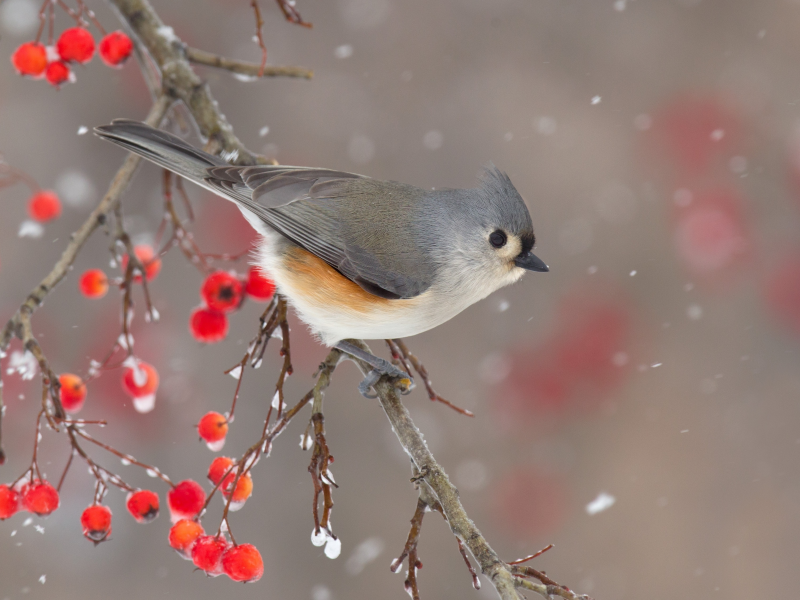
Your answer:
(190, 267), (276, 343)
(166, 479), (262, 582)
(0, 480), (60, 518)
(1, 480), (160, 545)
(11, 26), (133, 88)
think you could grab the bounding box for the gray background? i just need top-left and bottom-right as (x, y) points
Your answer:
(1, 0), (799, 599)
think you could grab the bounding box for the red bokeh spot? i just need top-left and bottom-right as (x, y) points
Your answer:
(496, 285), (633, 421)
(765, 252), (800, 336)
(490, 467), (569, 540)
(648, 94), (742, 178)
(672, 187), (750, 280)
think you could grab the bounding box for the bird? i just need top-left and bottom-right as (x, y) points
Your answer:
(94, 120), (548, 396)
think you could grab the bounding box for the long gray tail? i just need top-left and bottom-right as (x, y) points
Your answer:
(93, 119), (228, 183)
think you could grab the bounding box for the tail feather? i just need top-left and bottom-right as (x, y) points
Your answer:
(93, 119), (228, 183)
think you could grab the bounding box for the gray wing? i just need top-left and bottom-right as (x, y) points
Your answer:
(204, 165), (433, 300)
(94, 119), (432, 299)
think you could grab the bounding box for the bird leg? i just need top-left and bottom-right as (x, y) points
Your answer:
(334, 340), (414, 398)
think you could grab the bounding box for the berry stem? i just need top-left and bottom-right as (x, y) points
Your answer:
(76, 0), (107, 35)
(250, 0), (267, 78)
(74, 428), (174, 487)
(387, 339), (474, 417)
(56, 0), (87, 27)
(66, 426), (137, 493)
(0, 154), (41, 194)
(56, 448), (75, 492)
(274, 0), (313, 28)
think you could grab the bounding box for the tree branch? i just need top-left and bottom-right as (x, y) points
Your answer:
(185, 47), (313, 80)
(344, 340), (589, 600)
(106, 0), (269, 164)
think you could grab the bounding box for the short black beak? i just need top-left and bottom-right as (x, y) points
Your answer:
(514, 252), (549, 272)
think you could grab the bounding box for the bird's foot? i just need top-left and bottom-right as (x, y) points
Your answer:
(334, 340), (415, 398)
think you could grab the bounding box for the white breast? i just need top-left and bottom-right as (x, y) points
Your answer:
(248, 218), (524, 345)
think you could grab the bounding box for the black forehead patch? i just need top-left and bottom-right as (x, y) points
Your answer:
(519, 232), (535, 256)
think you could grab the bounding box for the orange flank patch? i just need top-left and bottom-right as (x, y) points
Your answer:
(282, 246), (399, 314)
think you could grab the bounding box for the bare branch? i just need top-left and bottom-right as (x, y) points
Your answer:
(342, 341), (588, 600)
(108, 0), (267, 164)
(185, 47), (313, 80)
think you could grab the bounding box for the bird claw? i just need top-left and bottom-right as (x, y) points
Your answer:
(335, 340), (415, 398)
(358, 370), (381, 398)
(357, 367), (415, 398)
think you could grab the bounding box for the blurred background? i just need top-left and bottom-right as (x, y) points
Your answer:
(2, 0), (800, 598)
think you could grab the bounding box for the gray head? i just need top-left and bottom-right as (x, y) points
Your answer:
(420, 166), (548, 300)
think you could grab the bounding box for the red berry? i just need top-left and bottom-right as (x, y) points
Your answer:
(0, 485), (21, 520)
(21, 480), (60, 516)
(244, 266), (276, 301)
(80, 505), (112, 543)
(189, 307), (228, 343)
(98, 31), (133, 67)
(198, 411), (228, 451)
(121, 244), (161, 283)
(28, 190), (62, 222)
(11, 42), (47, 77)
(207, 457), (234, 486)
(201, 271), (244, 313)
(56, 27), (95, 64)
(45, 60), (72, 87)
(58, 373), (87, 414)
(221, 471), (253, 508)
(121, 361), (159, 398)
(222, 543), (264, 582)
(192, 535), (229, 576)
(126, 490), (160, 524)
(79, 269), (109, 299)
(169, 519), (205, 559)
(167, 480), (205, 522)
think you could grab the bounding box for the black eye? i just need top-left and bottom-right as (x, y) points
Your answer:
(489, 230), (507, 248)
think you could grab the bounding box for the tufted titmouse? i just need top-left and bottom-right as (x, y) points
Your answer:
(95, 120), (548, 394)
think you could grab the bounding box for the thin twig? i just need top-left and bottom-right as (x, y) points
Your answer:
(388, 339), (474, 417)
(274, 0), (313, 28)
(250, 0), (267, 77)
(185, 46), (313, 80)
